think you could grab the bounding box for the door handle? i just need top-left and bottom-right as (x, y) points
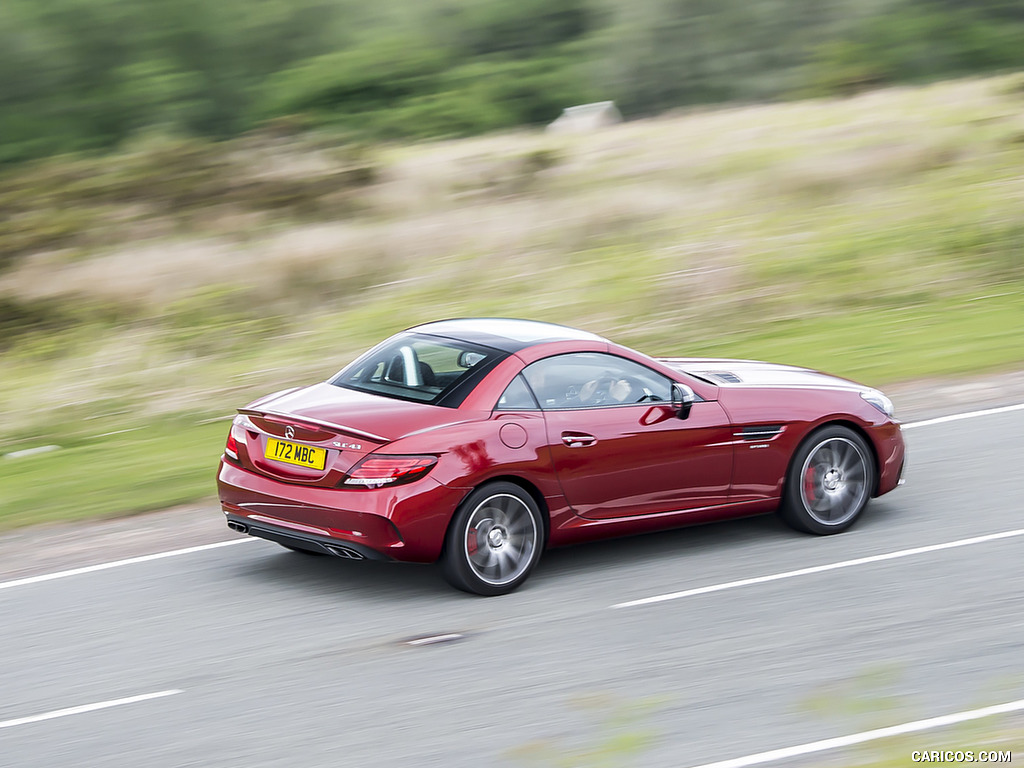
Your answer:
(561, 432), (597, 448)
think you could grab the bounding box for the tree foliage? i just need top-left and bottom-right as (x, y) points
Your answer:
(1, 0), (1024, 161)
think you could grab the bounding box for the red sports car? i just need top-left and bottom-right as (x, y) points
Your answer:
(218, 319), (905, 595)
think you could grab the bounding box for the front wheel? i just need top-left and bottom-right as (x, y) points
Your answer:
(780, 425), (875, 535)
(442, 482), (544, 596)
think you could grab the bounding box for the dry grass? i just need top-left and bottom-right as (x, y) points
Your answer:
(2, 72), (1024, 445)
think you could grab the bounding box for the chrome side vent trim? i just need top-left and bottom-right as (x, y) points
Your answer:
(735, 424), (785, 441)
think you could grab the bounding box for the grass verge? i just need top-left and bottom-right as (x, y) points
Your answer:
(0, 419), (229, 532)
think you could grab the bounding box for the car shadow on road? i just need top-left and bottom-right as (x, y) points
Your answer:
(533, 501), (897, 586)
(230, 545), (454, 600)
(535, 513), (786, 580)
(226, 503), (897, 600)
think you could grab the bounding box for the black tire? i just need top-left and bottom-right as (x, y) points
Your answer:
(780, 425), (875, 535)
(441, 482), (544, 596)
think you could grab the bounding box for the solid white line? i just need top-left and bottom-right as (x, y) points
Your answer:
(903, 402), (1024, 429)
(611, 528), (1024, 609)
(686, 697), (1024, 768)
(0, 538), (255, 592)
(406, 633), (466, 646)
(0, 689), (183, 730)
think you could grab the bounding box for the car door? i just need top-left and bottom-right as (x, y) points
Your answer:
(522, 353), (734, 520)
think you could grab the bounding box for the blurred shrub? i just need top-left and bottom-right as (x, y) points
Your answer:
(804, 1), (1024, 97)
(259, 31), (594, 139)
(0, 210), (92, 271)
(0, 298), (71, 349)
(0, 0), (349, 161)
(163, 286), (280, 357)
(3, 0), (1024, 161)
(0, 133), (378, 276)
(259, 36), (454, 124)
(450, 0), (593, 58)
(804, 40), (888, 97)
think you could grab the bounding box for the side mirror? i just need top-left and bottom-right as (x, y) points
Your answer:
(671, 382), (696, 420)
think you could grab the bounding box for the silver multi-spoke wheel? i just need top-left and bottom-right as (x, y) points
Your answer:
(799, 437), (869, 526)
(443, 483), (543, 595)
(781, 426), (875, 535)
(465, 493), (537, 586)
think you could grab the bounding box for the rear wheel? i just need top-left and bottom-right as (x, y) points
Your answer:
(780, 425), (874, 535)
(442, 482), (543, 596)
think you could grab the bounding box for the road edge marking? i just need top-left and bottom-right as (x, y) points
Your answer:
(0, 689), (183, 730)
(611, 528), (1024, 609)
(684, 697), (1024, 768)
(903, 402), (1024, 429)
(0, 538), (255, 592)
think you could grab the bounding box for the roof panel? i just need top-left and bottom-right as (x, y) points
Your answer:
(412, 318), (606, 352)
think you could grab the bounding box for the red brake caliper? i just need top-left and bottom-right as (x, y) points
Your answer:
(804, 464), (817, 503)
(466, 527), (478, 556)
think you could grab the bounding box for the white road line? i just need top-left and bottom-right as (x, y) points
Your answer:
(685, 697), (1024, 768)
(612, 528), (1024, 609)
(406, 633), (466, 646)
(0, 689), (182, 730)
(903, 402), (1024, 429)
(0, 538), (255, 592)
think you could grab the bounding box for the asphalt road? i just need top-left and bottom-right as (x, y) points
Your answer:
(1, 408), (1023, 767)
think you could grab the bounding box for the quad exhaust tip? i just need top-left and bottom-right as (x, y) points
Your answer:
(226, 519), (364, 559)
(325, 545), (365, 560)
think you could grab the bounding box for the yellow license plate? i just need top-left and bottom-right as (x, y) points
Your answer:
(266, 438), (327, 470)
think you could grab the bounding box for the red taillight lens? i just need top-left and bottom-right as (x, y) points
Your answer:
(225, 431), (239, 460)
(343, 455), (437, 488)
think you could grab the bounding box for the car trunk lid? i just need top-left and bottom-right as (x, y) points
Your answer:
(232, 383), (458, 487)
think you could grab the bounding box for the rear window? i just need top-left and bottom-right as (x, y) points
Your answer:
(330, 334), (505, 406)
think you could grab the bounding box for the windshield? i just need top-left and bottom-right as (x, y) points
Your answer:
(330, 334), (505, 406)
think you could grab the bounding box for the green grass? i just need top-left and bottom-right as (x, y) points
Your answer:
(2, 74), (1024, 530)
(0, 419), (229, 531)
(690, 292), (1024, 384)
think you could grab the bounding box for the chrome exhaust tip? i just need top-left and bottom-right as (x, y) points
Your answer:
(324, 544), (365, 560)
(227, 521), (249, 534)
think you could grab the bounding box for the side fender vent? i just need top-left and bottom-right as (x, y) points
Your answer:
(736, 424), (785, 441)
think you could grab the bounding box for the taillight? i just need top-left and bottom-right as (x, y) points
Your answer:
(225, 430), (239, 460)
(343, 455), (437, 488)
(225, 413), (255, 462)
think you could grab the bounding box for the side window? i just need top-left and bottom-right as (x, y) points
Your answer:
(522, 353), (673, 409)
(495, 374), (540, 410)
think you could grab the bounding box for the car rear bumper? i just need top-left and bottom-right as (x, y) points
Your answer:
(217, 459), (468, 563)
(225, 513), (393, 561)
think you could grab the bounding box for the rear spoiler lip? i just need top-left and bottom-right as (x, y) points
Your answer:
(237, 408), (389, 444)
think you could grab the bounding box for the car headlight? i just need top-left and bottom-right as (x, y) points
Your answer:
(860, 389), (894, 418)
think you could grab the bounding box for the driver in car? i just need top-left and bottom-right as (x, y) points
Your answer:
(579, 375), (638, 405)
